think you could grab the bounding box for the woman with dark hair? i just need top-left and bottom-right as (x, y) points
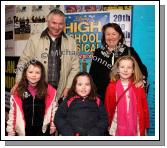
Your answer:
(89, 23), (148, 102)
(6, 60), (58, 136)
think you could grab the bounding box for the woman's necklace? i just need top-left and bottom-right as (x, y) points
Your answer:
(101, 50), (110, 58)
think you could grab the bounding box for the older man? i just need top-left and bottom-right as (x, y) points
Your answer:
(12, 9), (80, 100)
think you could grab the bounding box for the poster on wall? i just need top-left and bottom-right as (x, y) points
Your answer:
(64, 5), (103, 13)
(31, 5), (64, 24)
(14, 5), (32, 40)
(65, 8), (132, 72)
(65, 12), (110, 72)
(30, 5), (64, 34)
(31, 5), (50, 22)
(5, 5), (16, 62)
(5, 4), (15, 57)
(5, 5), (15, 32)
(103, 5), (132, 11)
(5, 40), (15, 56)
(14, 40), (28, 56)
(81, 5), (103, 12)
(5, 56), (20, 92)
(49, 5), (64, 12)
(14, 5), (64, 40)
(64, 5), (82, 13)
(108, 6), (132, 46)
(5, 56), (20, 108)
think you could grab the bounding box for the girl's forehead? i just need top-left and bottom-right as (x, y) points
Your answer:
(27, 64), (41, 70)
(119, 59), (133, 63)
(77, 75), (90, 80)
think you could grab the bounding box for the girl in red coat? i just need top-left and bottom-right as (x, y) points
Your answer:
(104, 55), (150, 136)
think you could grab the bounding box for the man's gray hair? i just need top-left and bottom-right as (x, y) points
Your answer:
(48, 9), (65, 17)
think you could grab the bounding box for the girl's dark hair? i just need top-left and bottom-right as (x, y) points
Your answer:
(68, 72), (97, 100)
(101, 23), (125, 48)
(16, 60), (47, 99)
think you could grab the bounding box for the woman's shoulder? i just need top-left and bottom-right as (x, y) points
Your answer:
(93, 48), (104, 55)
(123, 44), (135, 51)
(121, 44), (133, 50)
(119, 44), (135, 56)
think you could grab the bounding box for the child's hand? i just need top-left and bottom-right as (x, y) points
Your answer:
(135, 76), (147, 88)
(60, 88), (69, 98)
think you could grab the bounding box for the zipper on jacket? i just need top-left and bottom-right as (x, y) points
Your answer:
(32, 96), (35, 126)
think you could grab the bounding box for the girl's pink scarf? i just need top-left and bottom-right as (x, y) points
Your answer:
(115, 80), (137, 136)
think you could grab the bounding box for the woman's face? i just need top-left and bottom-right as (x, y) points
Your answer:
(105, 27), (121, 48)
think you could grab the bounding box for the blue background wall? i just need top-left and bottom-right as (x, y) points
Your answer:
(132, 5), (155, 135)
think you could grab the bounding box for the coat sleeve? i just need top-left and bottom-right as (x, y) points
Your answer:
(89, 49), (99, 83)
(50, 98), (59, 134)
(54, 99), (74, 135)
(141, 88), (150, 128)
(65, 38), (80, 89)
(15, 37), (35, 83)
(87, 100), (108, 136)
(104, 82), (116, 127)
(6, 96), (16, 136)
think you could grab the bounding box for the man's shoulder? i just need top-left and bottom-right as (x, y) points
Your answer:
(29, 33), (42, 40)
(64, 34), (75, 42)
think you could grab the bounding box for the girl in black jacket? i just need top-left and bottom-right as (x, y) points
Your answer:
(54, 72), (108, 136)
